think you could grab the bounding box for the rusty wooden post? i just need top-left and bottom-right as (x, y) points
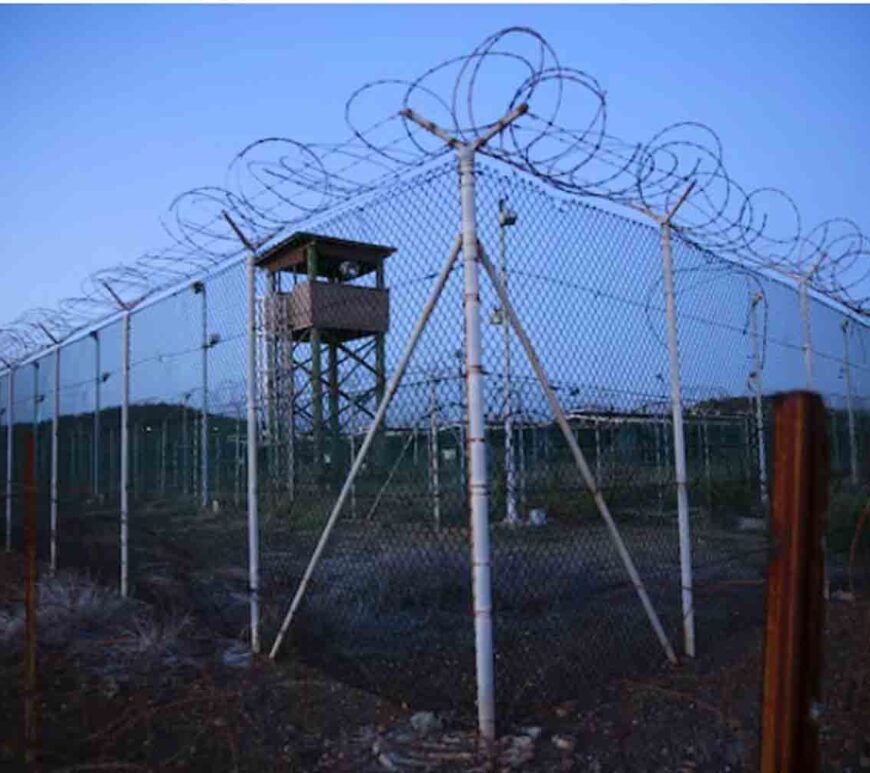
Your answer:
(760, 391), (828, 773)
(23, 431), (38, 766)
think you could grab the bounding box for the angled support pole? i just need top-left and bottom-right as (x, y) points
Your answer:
(268, 234), (462, 660)
(477, 242), (678, 665)
(633, 182), (697, 658)
(401, 103), (528, 743)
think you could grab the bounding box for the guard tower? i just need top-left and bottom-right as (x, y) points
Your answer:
(257, 232), (395, 492)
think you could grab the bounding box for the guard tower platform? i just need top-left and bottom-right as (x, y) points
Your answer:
(256, 231), (396, 489)
(258, 232), (395, 342)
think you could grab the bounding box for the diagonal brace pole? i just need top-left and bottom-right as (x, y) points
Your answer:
(268, 234), (463, 660)
(478, 242), (678, 664)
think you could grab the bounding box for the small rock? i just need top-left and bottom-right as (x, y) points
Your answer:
(521, 725), (542, 740)
(410, 711), (442, 736)
(552, 734), (576, 752)
(378, 752), (398, 770)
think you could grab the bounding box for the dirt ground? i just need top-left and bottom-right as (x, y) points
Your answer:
(0, 553), (868, 772)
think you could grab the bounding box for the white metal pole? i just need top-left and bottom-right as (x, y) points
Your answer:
(457, 145), (497, 741)
(430, 377), (441, 529)
(199, 283), (210, 509)
(800, 277), (814, 389)
(499, 202), (518, 526)
(5, 367), (13, 552)
(245, 236), (261, 653)
(92, 331), (100, 500)
(842, 320), (858, 485)
(456, 354), (467, 497)
(120, 311), (130, 597)
(50, 346), (60, 572)
(659, 221), (696, 657)
(478, 243), (677, 664)
(268, 234), (463, 661)
(750, 293), (769, 507)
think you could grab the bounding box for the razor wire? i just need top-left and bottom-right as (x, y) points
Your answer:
(2, 27), (869, 367)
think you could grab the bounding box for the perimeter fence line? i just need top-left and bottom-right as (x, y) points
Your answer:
(2, 156), (869, 734)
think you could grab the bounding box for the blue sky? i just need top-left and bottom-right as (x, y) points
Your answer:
(1, 4), (869, 325)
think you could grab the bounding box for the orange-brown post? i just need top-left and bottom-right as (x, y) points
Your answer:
(761, 391), (828, 773)
(23, 431), (38, 766)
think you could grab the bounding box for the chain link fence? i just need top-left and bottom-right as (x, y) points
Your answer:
(2, 157), (868, 721)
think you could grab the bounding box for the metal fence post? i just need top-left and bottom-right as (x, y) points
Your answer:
(120, 310), (130, 597)
(398, 104), (528, 742)
(5, 366), (13, 552)
(841, 320), (858, 485)
(458, 145), (496, 743)
(223, 212), (261, 653)
(246, 235), (260, 653)
(800, 277), (814, 388)
(50, 345), (60, 572)
(91, 330), (100, 500)
(195, 281), (210, 509)
(429, 376), (441, 529)
(750, 291), (769, 507)
(633, 184), (697, 656)
(659, 216), (697, 657)
(761, 391), (827, 773)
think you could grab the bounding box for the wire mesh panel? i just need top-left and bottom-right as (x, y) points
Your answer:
(0, 150), (868, 726)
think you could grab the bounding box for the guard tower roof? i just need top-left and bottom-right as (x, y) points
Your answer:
(255, 231), (396, 279)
